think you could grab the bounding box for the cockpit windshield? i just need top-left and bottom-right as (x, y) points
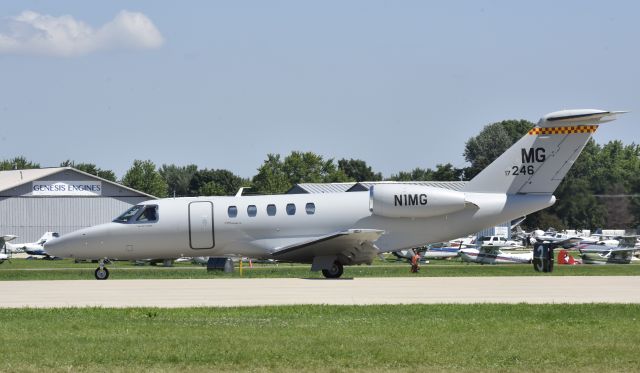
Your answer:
(136, 205), (158, 222)
(113, 205), (144, 223)
(113, 205), (159, 224)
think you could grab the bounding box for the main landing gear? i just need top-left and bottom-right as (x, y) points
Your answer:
(94, 259), (109, 280)
(321, 261), (344, 279)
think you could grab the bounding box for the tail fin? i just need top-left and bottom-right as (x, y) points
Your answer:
(463, 109), (626, 194)
(37, 232), (59, 245)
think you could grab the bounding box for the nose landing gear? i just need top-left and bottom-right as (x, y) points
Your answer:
(94, 259), (109, 280)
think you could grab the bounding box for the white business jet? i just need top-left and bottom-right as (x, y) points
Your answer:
(44, 109), (625, 280)
(6, 232), (60, 258)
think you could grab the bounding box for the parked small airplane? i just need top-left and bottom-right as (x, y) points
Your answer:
(460, 246), (533, 264)
(533, 230), (582, 248)
(393, 244), (460, 261)
(577, 236), (639, 264)
(6, 232), (60, 258)
(1, 235), (20, 263)
(44, 109), (626, 279)
(579, 230), (621, 246)
(449, 236), (475, 248)
(0, 235), (19, 264)
(476, 235), (524, 248)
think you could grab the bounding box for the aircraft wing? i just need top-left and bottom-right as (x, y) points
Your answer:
(271, 229), (385, 265)
(535, 237), (581, 248)
(606, 247), (638, 253)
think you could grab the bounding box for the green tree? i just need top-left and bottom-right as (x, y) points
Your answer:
(524, 210), (567, 231)
(630, 180), (640, 228)
(601, 183), (634, 229)
(189, 169), (247, 196)
(198, 181), (226, 196)
(594, 141), (640, 228)
(252, 154), (290, 194)
(551, 178), (607, 229)
(59, 160), (116, 182)
(337, 158), (382, 182)
(282, 151), (349, 184)
(433, 163), (464, 181)
(387, 167), (434, 181)
(159, 164), (198, 197)
(463, 119), (534, 179)
(121, 160), (168, 197)
(252, 151), (349, 194)
(0, 156), (40, 170)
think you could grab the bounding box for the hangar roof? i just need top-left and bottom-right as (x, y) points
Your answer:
(288, 181), (468, 194)
(351, 181), (468, 192)
(0, 167), (157, 198)
(287, 182), (356, 194)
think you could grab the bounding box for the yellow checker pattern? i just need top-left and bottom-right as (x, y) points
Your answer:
(528, 125), (598, 135)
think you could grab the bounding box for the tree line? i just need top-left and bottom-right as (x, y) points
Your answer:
(2, 119), (638, 230)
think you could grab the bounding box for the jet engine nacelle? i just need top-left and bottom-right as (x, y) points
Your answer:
(369, 184), (467, 219)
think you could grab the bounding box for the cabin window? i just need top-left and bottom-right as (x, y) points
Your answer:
(247, 205), (258, 217)
(305, 202), (315, 215)
(135, 205), (158, 223)
(267, 204), (277, 216)
(286, 203), (296, 215)
(228, 206), (238, 218)
(247, 205), (257, 217)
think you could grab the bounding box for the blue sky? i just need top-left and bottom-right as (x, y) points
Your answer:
(1, 1), (637, 179)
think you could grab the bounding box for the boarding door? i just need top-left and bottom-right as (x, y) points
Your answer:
(188, 201), (215, 249)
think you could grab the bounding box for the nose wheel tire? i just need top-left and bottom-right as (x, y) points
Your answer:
(321, 262), (344, 279)
(95, 267), (109, 280)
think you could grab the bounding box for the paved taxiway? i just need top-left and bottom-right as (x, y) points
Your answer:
(1, 276), (639, 307)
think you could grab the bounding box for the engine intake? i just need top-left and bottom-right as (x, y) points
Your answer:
(369, 184), (467, 218)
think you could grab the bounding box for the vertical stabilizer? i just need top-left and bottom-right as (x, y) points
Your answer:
(463, 109), (626, 195)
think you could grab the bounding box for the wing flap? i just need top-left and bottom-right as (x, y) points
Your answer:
(271, 229), (384, 264)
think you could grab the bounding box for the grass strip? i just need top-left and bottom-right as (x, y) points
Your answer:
(1, 258), (640, 280)
(0, 304), (638, 372)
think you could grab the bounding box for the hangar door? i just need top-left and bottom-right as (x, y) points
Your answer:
(188, 201), (215, 249)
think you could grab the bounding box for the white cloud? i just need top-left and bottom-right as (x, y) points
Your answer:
(0, 10), (164, 57)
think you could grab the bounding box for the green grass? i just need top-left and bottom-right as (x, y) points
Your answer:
(1, 257), (640, 280)
(0, 304), (638, 372)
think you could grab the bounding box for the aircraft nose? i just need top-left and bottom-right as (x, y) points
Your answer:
(44, 234), (76, 258)
(44, 224), (113, 259)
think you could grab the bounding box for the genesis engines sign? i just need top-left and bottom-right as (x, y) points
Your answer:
(32, 181), (102, 196)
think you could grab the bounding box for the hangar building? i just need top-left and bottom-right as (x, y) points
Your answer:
(0, 167), (156, 242)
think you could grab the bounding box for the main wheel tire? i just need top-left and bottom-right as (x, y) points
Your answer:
(95, 267), (109, 280)
(321, 262), (344, 279)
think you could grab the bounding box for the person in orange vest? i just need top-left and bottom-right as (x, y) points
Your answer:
(410, 249), (420, 273)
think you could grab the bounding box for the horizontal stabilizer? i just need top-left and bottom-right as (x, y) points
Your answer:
(538, 109), (627, 128)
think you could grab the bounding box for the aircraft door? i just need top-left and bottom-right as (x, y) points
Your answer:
(188, 201), (215, 249)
